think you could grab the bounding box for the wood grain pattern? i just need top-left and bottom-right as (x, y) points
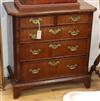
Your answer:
(20, 16), (54, 28)
(3, 2), (96, 16)
(57, 13), (91, 25)
(19, 39), (89, 61)
(19, 24), (90, 43)
(16, 0), (77, 5)
(19, 56), (88, 82)
(3, 2), (96, 99)
(14, 0), (79, 12)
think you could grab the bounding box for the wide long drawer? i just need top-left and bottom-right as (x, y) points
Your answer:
(19, 24), (90, 43)
(19, 56), (88, 82)
(19, 39), (89, 61)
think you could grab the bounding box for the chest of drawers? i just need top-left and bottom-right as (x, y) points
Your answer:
(4, 2), (96, 99)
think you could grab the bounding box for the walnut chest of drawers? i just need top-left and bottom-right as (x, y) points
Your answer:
(4, 2), (96, 99)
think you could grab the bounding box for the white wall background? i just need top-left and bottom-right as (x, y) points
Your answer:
(0, 0), (14, 77)
(0, 0), (100, 77)
(84, 0), (100, 68)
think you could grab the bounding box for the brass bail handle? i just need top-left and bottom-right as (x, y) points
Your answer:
(67, 45), (79, 52)
(29, 33), (37, 40)
(49, 43), (61, 49)
(29, 68), (40, 74)
(48, 60), (60, 66)
(29, 18), (42, 25)
(30, 49), (41, 55)
(68, 29), (80, 36)
(66, 64), (78, 70)
(49, 28), (62, 35)
(70, 15), (80, 22)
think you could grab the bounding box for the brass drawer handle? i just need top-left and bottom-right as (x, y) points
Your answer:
(68, 29), (80, 36)
(29, 33), (37, 40)
(67, 45), (79, 52)
(49, 28), (61, 35)
(66, 64), (78, 70)
(49, 44), (61, 49)
(29, 18), (42, 24)
(70, 15), (80, 22)
(30, 49), (41, 55)
(29, 68), (40, 74)
(48, 61), (60, 66)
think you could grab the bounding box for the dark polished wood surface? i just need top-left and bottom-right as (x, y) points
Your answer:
(19, 24), (90, 43)
(19, 56), (88, 82)
(4, 2), (96, 99)
(15, 0), (77, 5)
(3, 2), (96, 16)
(19, 39), (89, 61)
(14, 0), (79, 12)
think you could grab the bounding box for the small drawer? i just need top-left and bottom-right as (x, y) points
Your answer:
(20, 16), (54, 28)
(19, 55), (88, 82)
(57, 13), (90, 25)
(20, 43), (49, 60)
(19, 39), (89, 61)
(19, 24), (90, 43)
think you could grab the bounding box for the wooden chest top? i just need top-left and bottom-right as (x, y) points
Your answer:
(3, 2), (96, 16)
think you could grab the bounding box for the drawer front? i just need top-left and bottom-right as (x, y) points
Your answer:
(20, 24), (90, 43)
(19, 56), (88, 82)
(19, 39), (89, 61)
(20, 43), (49, 60)
(57, 13), (90, 25)
(20, 16), (54, 28)
(20, 60), (51, 82)
(56, 56), (88, 77)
